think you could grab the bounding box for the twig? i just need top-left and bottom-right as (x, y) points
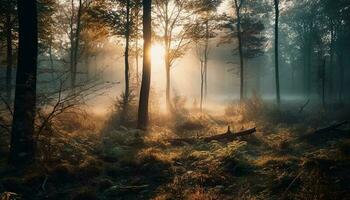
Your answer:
(168, 127), (256, 145)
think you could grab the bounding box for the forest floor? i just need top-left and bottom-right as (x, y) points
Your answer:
(1, 99), (350, 200)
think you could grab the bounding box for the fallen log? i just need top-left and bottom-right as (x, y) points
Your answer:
(314, 121), (348, 134)
(300, 121), (350, 143)
(168, 126), (256, 146)
(113, 185), (149, 192)
(203, 126), (256, 142)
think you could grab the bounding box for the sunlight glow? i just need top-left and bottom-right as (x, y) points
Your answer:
(151, 43), (165, 66)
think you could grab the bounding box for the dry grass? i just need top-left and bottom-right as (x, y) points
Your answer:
(1, 96), (350, 199)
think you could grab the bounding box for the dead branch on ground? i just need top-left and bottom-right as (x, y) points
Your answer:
(314, 121), (348, 134)
(168, 126), (256, 146)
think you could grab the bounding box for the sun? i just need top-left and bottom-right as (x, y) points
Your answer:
(151, 43), (165, 65)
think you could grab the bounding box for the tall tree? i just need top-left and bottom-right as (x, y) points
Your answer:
(153, 0), (194, 112)
(189, 0), (222, 111)
(138, 0), (152, 129)
(282, 0), (319, 98)
(70, 0), (83, 88)
(274, 0), (280, 105)
(124, 0), (131, 103)
(9, 0), (38, 165)
(233, 0), (244, 102)
(5, 0), (14, 101)
(220, 0), (267, 100)
(132, 0), (142, 85)
(0, 0), (17, 101)
(88, 0), (141, 99)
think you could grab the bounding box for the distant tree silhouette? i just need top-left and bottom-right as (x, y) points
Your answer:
(220, 0), (267, 100)
(153, 0), (194, 113)
(188, 0), (222, 112)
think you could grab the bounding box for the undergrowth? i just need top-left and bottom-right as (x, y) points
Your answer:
(1, 96), (350, 200)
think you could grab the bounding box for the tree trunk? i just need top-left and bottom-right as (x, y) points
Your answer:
(124, 0), (131, 102)
(163, 2), (173, 113)
(302, 42), (307, 96)
(6, 5), (12, 102)
(9, 0), (38, 165)
(306, 29), (313, 97)
(338, 50), (344, 104)
(234, 0), (244, 102)
(49, 35), (55, 81)
(6, 0), (13, 101)
(135, 5), (140, 85)
(137, 0), (152, 130)
(328, 21), (335, 101)
(69, 0), (75, 88)
(71, 0), (82, 88)
(200, 60), (204, 112)
(165, 60), (172, 111)
(204, 17), (209, 102)
(274, 0), (281, 105)
(321, 59), (326, 108)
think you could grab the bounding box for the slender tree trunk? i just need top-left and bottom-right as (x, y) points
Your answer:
(136, 42), (139, 84)
(200, 61), (204, 112)
(306, 29), (312, 97)
(321, 59), (326, 108)
(165, 60), (171, 111)
(69, 0), (75, 88)
(338, 51), (344, 104)
(204, 17), (209, 102)
(6, 1), (13, 101)
(163, 2), (173, 112)
(9, 0), (38, 165)
(274, 0), (281, 105)
(302, 43), (306, 95)
(328, 22), (335, 102)
(234, 0), (244, 102)
(135, 5), (140, 85)
(138, 0), (152, 130)
(307, 48), (312, 96)
(124, 0), (131, 102)
(49, 36), (55, 81)
(71, 0), (82, 88)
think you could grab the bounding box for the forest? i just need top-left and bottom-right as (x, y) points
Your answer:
(0, 0), (350, 199)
